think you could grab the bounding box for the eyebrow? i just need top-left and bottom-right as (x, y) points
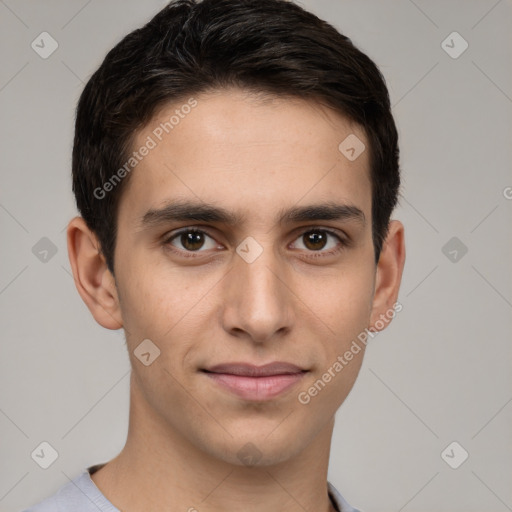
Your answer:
(138, 199), (366, 229)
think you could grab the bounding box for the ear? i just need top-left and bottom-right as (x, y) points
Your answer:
(67, 216), (123, 330)
(369, 220), (406, 332)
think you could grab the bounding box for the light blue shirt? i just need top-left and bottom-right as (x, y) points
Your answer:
(21, 463), (361, 512)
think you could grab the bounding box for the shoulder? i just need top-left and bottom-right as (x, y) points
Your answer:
(20, 492), (61, 512)
(328, 481), (363, 512)
(20, 467), (118, 512)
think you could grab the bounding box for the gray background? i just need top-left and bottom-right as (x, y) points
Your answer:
(1, 1), (511, 511)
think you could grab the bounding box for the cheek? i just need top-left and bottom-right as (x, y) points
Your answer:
(116, 255), (216, 352)
(296, 285), (370, 415)
(303, 263), (374, 344)
(295, 256), (374, 407)
(117, 270), (168, 336)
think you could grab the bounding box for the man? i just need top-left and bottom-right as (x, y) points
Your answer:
(23, 0), (405, 510)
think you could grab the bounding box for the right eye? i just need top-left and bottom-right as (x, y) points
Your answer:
(163, 228), (223, 257)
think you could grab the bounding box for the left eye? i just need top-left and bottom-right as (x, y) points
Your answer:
(290, 229), (343, 253)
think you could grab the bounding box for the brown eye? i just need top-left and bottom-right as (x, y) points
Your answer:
(180, 231), (206, 251)
(291, 228), (347, 256)
(164, 229), (218, 253)
(303, 230), (328, 251)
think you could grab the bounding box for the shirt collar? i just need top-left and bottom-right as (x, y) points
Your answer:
(88, 465), (360, 512)
(328, 481), (361, 512)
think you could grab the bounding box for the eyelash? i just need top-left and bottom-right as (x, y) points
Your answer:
(162, 226), (349, 259)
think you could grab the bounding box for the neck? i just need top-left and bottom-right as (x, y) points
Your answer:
(91, 373), (337, 512)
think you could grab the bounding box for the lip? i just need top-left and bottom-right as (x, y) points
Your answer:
(202, 362), (308, 401)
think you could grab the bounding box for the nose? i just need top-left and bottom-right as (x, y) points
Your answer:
(220, 242), (294, 344)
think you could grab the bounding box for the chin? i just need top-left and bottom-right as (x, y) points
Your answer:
(198, 427), (307, 468)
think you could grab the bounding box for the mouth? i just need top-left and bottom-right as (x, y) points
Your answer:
(201, 362), (308, 401)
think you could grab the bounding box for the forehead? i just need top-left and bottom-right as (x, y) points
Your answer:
(119, 88), (372, 227)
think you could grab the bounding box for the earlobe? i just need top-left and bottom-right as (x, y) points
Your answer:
(67, 216), (123, 330)
(369, 220), (406, 332)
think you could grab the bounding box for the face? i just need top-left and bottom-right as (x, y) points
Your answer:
(113, 88), (377, 466)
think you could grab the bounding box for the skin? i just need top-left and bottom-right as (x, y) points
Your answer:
(67, 88), (405, 512)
